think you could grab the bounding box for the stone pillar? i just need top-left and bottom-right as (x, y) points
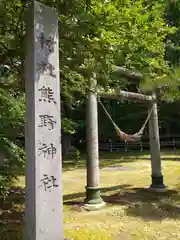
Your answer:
(148, 93), (166, 192)
(24, 1), (64, 239)
(85, 77), (105, 210)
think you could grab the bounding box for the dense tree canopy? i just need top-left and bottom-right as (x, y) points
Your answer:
(0, 0), (180, 194)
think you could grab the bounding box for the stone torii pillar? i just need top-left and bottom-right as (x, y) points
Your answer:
(148, 93), (166, 192)
(85, 76), (106, 210)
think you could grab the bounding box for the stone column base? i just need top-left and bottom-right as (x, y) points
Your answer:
(84, 186), (106, 211)
(149, 175), (167, 192)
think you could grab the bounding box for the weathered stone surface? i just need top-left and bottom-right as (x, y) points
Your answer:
(25, 1), (63, 239)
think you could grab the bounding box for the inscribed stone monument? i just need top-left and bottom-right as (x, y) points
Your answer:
(25, 1), (63, 239)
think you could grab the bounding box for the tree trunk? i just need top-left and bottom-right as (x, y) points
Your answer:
(61, 132), (72, 161)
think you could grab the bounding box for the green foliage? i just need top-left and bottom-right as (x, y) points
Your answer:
(62, 118), (78, 134)
(160, 1), (180, 101)
(0, 137), (25, 197)
(0, 82), (25, 197)
(165, 0), (180, 66)
(65, 146), (81, 165)
(0, 0), (27, 196)
(0, 0), (180, 193)
(0, 88), (25, 138)
(58, 0), (177, 137)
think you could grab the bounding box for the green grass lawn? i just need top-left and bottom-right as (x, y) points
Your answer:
(0, 151), (180, 239)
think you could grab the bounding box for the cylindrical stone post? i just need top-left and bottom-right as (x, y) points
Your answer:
(148, 93), (166, 191)
(84, 77), (105, 210)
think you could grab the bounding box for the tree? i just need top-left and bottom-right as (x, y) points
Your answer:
(0, 0), (179, 191)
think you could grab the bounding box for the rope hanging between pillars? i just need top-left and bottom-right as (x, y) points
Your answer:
(98, 97), (153, 142)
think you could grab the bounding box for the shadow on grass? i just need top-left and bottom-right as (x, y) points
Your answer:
(62, 150), (158, 171)
(0, 187), (24, 220)
(64, 185), (180, 220)
(0, 223), (23, 240)
(0, 187), (24, 240)
(99, 151), (180, 161)
(133, 157), (180, 161)
(63, 157), (137, 172)
(103, 187), (180, 220)
(100, 150), (180, 157)
(63, 150), (180, 171)
(0, 186), (180, 239)
(63, 184), (132, 202)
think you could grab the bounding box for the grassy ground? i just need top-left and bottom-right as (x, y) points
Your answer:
(0, 151), (180, 239)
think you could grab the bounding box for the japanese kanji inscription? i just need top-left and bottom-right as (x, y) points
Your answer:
(25, 1), (63, 239)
